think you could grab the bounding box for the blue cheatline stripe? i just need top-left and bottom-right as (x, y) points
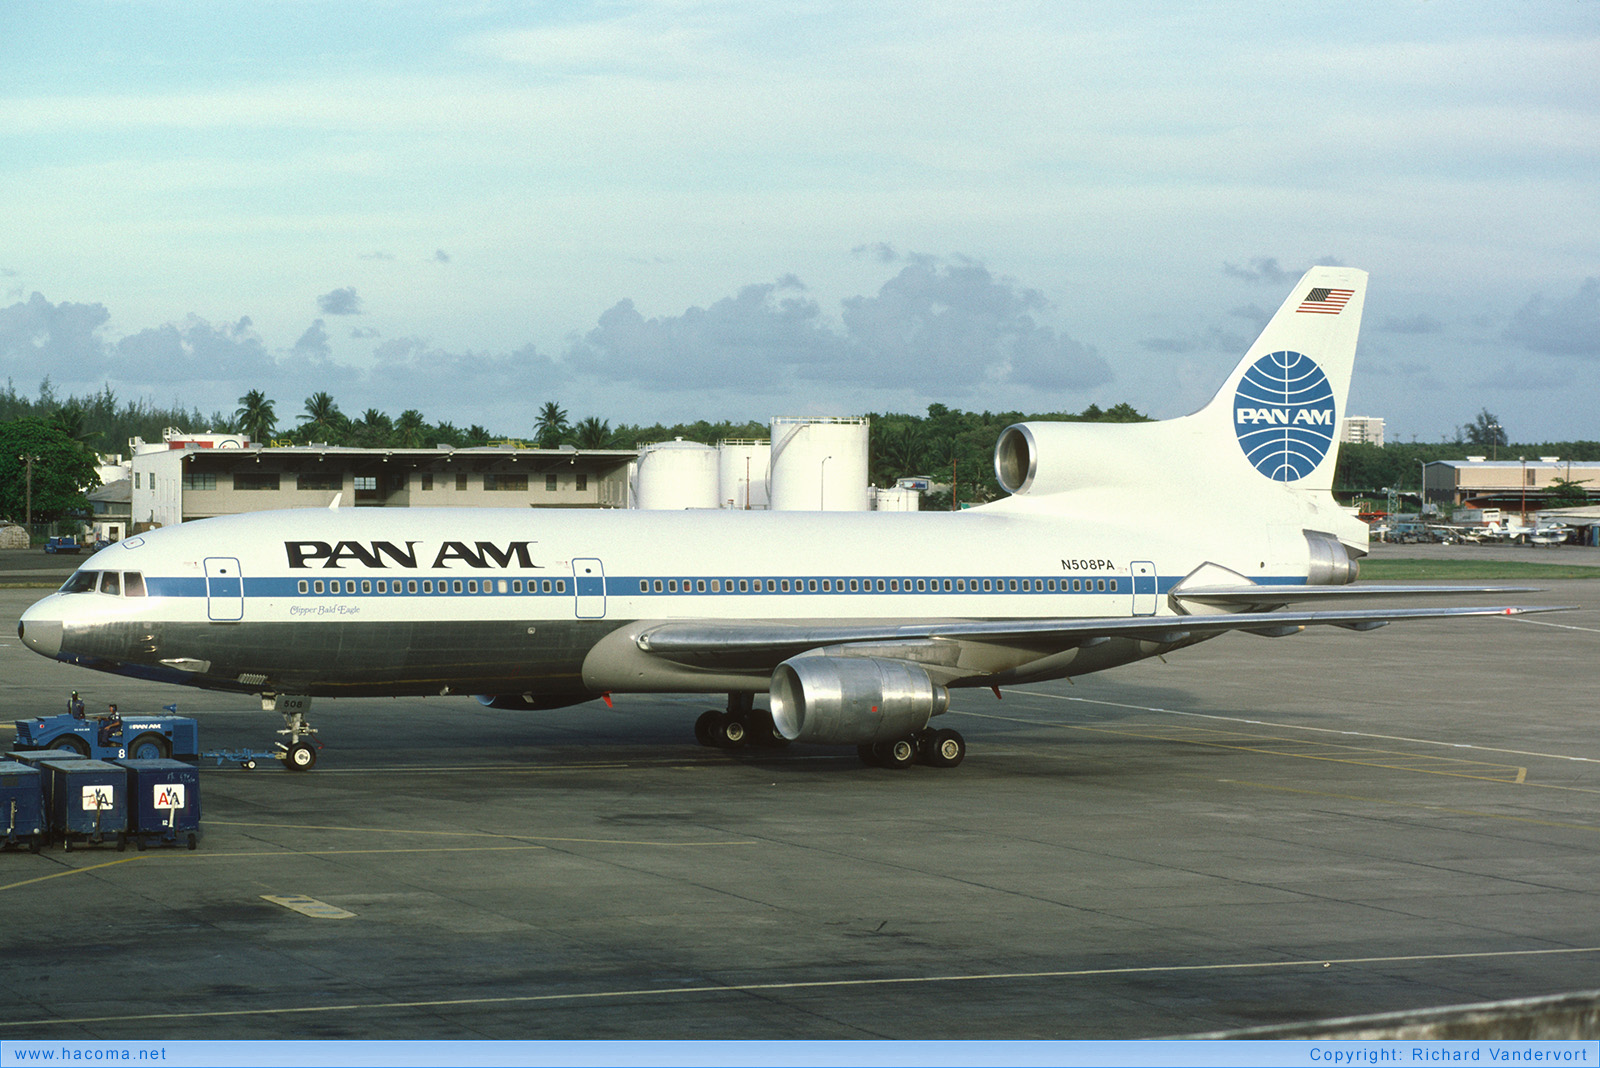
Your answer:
(109, 572), (1313, 602)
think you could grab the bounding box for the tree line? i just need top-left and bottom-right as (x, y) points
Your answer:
(3, 379), (1596, 528)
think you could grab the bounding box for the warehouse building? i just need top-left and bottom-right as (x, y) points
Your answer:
(1422, 457), (1600, 511)
(128, 439), (636, 530)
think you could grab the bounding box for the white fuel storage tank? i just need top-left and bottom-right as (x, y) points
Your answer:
(768, 416), (870, 512)
(718, 439), (771, 509)
(633, 439), (720, 510)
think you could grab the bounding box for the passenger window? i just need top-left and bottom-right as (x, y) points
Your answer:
(711, 580), (720, 592)
(408, 580), (418, 594)
(639, 580), (648, 593)
(1096, 579), (1106, 592)
(668, 580), (678, 593)
(696, 580), (706, 593)
(453, 580), (464, 593)
(314, 580), (325, 594)
(915, 579), (925, 592)
(467, 580), (478, 594)
(807, 580), (817, 592)
(875, 579), (885, 592)
(543, 579), (553, 593)
(377, 580), (387, 594)
(512, 580), (522, 593)
(739, 580), (749, 593)
(943, 579), (952, 592)
(422, 580), (432, 593)
(297, 580), (309, 595)
(62, 571), (98, 594)
(821, 580), (831, 592)
(555, 580), (566, 593)
(766, 579), (776, 592)
(653, 580), (663, 593)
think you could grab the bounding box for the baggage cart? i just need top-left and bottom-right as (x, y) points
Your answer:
(115, 758), (201, 850)
(39, 758), (126, 851)
(0, 761), (45, 853)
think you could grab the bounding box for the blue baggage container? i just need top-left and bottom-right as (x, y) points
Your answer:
(7, 749), (84, 766)
(114, 758), (201, 850)
(40, 758), (126, 851)
(0, 761), (45, 853)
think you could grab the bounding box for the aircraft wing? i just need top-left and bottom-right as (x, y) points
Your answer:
(1167, 584), (1543, 609)
(635, 602), (1571, 665)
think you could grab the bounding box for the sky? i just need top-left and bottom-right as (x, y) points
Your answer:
(2, 1), (1597, 445)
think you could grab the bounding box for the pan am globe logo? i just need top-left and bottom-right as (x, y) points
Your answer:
(1233, 350), (1336, 482)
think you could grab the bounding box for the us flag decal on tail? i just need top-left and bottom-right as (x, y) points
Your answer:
(1296, 287), (1354, 314)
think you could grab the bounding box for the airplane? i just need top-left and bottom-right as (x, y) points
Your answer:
(17, 267), (1567, 772)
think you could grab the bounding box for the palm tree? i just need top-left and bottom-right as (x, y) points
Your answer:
(234, 390), (277, 445)
(395, 409), (427, 448)
(534, 401), (569, 448)
(573, 415), (613, 449)
(353, 408), (393, 448)
(298, 391), (345, 443)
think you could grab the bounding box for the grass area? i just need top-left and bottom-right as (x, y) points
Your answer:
(1360, 558), (1600, 581)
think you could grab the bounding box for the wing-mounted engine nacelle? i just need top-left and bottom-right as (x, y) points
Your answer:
(769, 655), (948, 745)
(476, 692), (594, 711)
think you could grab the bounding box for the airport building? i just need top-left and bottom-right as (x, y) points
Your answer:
(128, 439), (636, 530)
(1422, 457), (1600, 511)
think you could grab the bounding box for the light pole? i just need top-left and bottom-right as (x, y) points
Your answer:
(819, 455), (832, 511)
(19, 453), (38, 539)
(1418, 459), (1428, 517)
(1489, 423), (1501, 461)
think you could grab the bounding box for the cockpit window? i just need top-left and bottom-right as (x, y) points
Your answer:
(100, 572), (121, 596)
(61, 571), (98, 594)
(124, 572), (146, 597)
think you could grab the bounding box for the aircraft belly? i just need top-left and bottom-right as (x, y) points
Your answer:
(65, 617), (608, 699)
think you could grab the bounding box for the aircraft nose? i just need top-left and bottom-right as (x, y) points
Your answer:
(18, 603), (64, 658)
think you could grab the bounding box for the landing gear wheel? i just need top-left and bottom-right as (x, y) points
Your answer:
(715, 712), (747, 749)
(925, 729), (966, 768)
(286, 742), (318, 771)
(872, 738), (917, 769)
(694, 710), (721, 747)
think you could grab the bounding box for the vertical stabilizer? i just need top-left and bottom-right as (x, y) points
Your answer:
(1196, 266), (1367, 494)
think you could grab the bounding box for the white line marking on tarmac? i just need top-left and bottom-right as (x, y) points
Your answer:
(6, 945), (1599, 1029)
(991, 690), (1600, 766)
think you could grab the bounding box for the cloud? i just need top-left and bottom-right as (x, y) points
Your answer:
(293, 320), (332, 361)
(432, 249), (451, 264)
(0, 293), (112, 380)
(1223, 258), (1296, 286)
(836, 260), (1109, 392)
(563, 259), (1112, 398)
(316, 287), (363, 316)
(566, 277), (842, 393)
(1504, 278), (1600, 357)
(111, 315), (277, 385)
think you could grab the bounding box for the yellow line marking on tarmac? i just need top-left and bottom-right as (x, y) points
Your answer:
(7, 945), (1600, 1029)
(992, 689), (1600, 767)
(0, 856), (149, 891)
(206, 820), (758, 847)
(1223, 780), (1600, 834)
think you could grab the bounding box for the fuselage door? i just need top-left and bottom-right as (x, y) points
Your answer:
(204, 557), (244, 622)
(1131, 561), (1157, 616)
(573, 558), (606, 619)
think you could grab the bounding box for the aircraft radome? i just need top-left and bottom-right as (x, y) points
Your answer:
(17, 268), (1566, 771)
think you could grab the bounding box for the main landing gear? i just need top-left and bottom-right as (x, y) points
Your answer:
(857, 728), (965, 770)
(692, 694), (965, 769)
(694, 693), (787, 750)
